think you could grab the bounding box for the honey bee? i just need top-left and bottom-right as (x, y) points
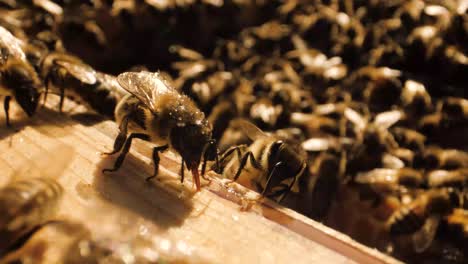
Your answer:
(215, 119), (307, 201)
(65, 71), (128, 118)
(290, 112), (341, 137)
(103, 71), (216, 191)
(414, 147), (468, 170)
(426, 169), (468, 188)
(390, 127), (426, 151)
(0, 221), (111, 264)
(0, 144), (74, 255)
(386, 188), (463, 254)
(0, 26), (42, 126)
(386, 188), (459, 237)
(345, 107), (402, 156)
(350, 66), (403, 112)
(299, 152), (343, 221)
(40, 51), (98, 111)
(286, 34), (348, 83)
(0, 177), (63, 255)
(400, 80), (433, 118)
(171, 45), (229, 109)
(249, 96), (285, 129)
(441, 97), (468, 121)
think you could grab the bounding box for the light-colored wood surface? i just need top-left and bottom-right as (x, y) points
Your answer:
(0, 97), (402, 264)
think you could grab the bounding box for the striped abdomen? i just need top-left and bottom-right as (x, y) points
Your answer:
(0, 177), (63, 253)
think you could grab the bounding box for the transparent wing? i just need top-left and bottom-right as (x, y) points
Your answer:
(412, 216), (440, 253)
(234, 119), (267, 141)
(0, 25), (26, 61)
(302, 138), (335, 152)
(170, 45), (204, 60)
(374, 110), (403, 129)
(117, 71), (175, 112)
(344, 107), (367, 132)
(55, 60), (97, 85)
(33, 0), (63, 16)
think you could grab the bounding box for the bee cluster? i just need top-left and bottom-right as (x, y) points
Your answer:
(0, 0), (467, 263)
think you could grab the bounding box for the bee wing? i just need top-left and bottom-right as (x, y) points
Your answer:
(55, 60), (97, 85)
(170, 45), (204, 60)
(33, 0), (63, 16)
(0, 25), (26, 61)
(117, 71), (174, 112)
(302, 137), (335, 152)
(374, 110), (403, 129)
(412, 216), (440, 253)
(355, 169), (397, 185)
(10, 142), (75, 182)
(344, 107), (367, 132)
(234, 119), (268, 141)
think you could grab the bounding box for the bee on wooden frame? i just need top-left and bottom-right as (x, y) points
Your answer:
(214, 119), (307, 202)
(103, 71), (218, 191)
(0, 26), (42, 126)
(40, 51), (98, 111)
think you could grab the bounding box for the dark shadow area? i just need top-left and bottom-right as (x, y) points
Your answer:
(92, 152), (195, 229)
(0, 107), (73, 140)
(69, 112), (108, 127)
(61, 3), (277, 75)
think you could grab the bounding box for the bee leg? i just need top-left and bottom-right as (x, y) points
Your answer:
(277, 177), (296, 203)
(145, 145), (169, 182)
(261, 162), (284, 196)
(216, 145), (245, 174)
(102, 117), (129, 155)
(278, 163), (307, 202)
(102, 133), (150, 174)
(58, 86), (65, 112)
(201, 139), (219, 180)
(42, 77), (51, 107)
(4, 96), (11, 127)
(233, 151), (261, 181)
(180, 158), (185, 183)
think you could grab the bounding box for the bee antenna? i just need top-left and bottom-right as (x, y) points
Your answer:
(201, 139), (219, 177)
(42, 75), (50, 107)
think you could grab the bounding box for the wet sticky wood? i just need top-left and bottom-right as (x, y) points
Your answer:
(0, 97), (401, 264)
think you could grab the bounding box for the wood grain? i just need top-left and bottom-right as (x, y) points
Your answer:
(0, 97), (401, 264)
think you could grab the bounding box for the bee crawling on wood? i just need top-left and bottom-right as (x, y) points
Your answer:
(40, 52), (99, 112)
(0, 26), (42, 126)
(102, 71), (218, 191)
(214, 119), (307, 202)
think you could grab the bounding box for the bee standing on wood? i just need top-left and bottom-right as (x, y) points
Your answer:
(103, 71), (217, 191)
(0, 26), (42, 126)
(40, 52), (98, 112)
(215, 119), (307, 201)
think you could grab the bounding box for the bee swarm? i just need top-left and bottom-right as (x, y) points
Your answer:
(0, 0), (467, 263)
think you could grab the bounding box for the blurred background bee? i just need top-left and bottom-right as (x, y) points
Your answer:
(0, 143), (74, 256)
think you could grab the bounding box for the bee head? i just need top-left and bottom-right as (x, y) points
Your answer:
(171, 121), (213, 188)
(15, 83), (41, 117)
(8, 65), (41, 117)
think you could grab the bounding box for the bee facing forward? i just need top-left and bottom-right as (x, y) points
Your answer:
(215, 119), (307, 201)
(0, 26), (42, 126)
(103, 71), (216, 191)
